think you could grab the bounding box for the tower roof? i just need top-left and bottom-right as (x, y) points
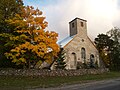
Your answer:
(69, 17), (87, 23)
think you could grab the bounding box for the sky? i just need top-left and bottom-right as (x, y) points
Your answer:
(23, 0), (120, 41)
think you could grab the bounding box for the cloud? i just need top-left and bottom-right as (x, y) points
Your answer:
(23, 0), (120, 41)
(113, 0), (120, 28)
(117, 0), (120, 9)
(42, 0), (88, 40)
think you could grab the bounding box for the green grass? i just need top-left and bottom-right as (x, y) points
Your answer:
(0, 71), (120, 90)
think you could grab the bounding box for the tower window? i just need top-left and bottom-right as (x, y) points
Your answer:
(72, 22), (74, 28)
(81, 22), (84, 27)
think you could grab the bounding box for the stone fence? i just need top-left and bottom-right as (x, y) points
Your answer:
(0, 68), (109, 77)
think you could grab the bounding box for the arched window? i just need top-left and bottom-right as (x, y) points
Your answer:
(90, 54), (95, 67)
(81, 48), (86, 60)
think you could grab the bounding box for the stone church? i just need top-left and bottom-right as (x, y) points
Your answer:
(58, 18), (100, 69)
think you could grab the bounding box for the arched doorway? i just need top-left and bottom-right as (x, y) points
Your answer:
(70, 52), (77, 69)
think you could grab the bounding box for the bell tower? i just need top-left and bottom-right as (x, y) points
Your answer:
(69, 18), (87, 37)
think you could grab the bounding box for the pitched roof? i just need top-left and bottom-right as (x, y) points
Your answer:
(58, 35), (75, 48)
(58, 35), (97, 50)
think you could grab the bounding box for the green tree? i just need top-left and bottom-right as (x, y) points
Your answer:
(95, 28), (120, 71)
(107, 27), (120, 43)
(94, 34), (114, 68)
(107, 27), (120, 70)
(55, 48), (66, 69)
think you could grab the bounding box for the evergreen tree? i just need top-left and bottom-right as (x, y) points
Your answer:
(55, 48), (66, 69)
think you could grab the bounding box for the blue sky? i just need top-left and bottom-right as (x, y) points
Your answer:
(23, 0), (59, 8)
(117, 0), (120, 9)
(23, 0), (120, 41)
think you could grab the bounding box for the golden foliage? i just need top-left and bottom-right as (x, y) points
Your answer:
(5, 5), (60, 67)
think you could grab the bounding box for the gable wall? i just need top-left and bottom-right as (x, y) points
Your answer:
(64, 35), (100, 69)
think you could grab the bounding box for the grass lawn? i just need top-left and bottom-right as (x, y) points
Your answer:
(0, 71), (120, 90)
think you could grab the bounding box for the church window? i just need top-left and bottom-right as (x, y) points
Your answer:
(81, 48), (86, 60)
(81, 22), (84, 27)
(82, 39), (84, 42)
(90, 54), (95, 68)
(72, 22), (74, 28)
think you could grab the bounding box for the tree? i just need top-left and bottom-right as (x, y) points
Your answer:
(94, 34), (114, 52)
(95, 28), (120, 71)
(94, 34), (114, 68)
(107, 27), (120, 70)
(2, 5), (59, 68)
(0, 0), (23, 33)
(0, 0), (24, 68)
(55, 48), (66, 69)
(107, 27), (120, 43)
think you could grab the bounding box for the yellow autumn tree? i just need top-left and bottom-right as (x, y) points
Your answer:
(5, 6), (60, 68)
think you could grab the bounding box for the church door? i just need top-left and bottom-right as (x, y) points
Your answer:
(71, 53), (77, 69)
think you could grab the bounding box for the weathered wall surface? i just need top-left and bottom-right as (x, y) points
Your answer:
(64, 18), (100, 69)
(64, 35), (100, 69)
(0, 68), (109, 76)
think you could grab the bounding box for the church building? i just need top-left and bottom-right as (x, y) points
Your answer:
(59, 18), (100, 69)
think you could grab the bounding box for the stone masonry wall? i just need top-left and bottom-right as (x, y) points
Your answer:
(0, 68), (109, 77)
